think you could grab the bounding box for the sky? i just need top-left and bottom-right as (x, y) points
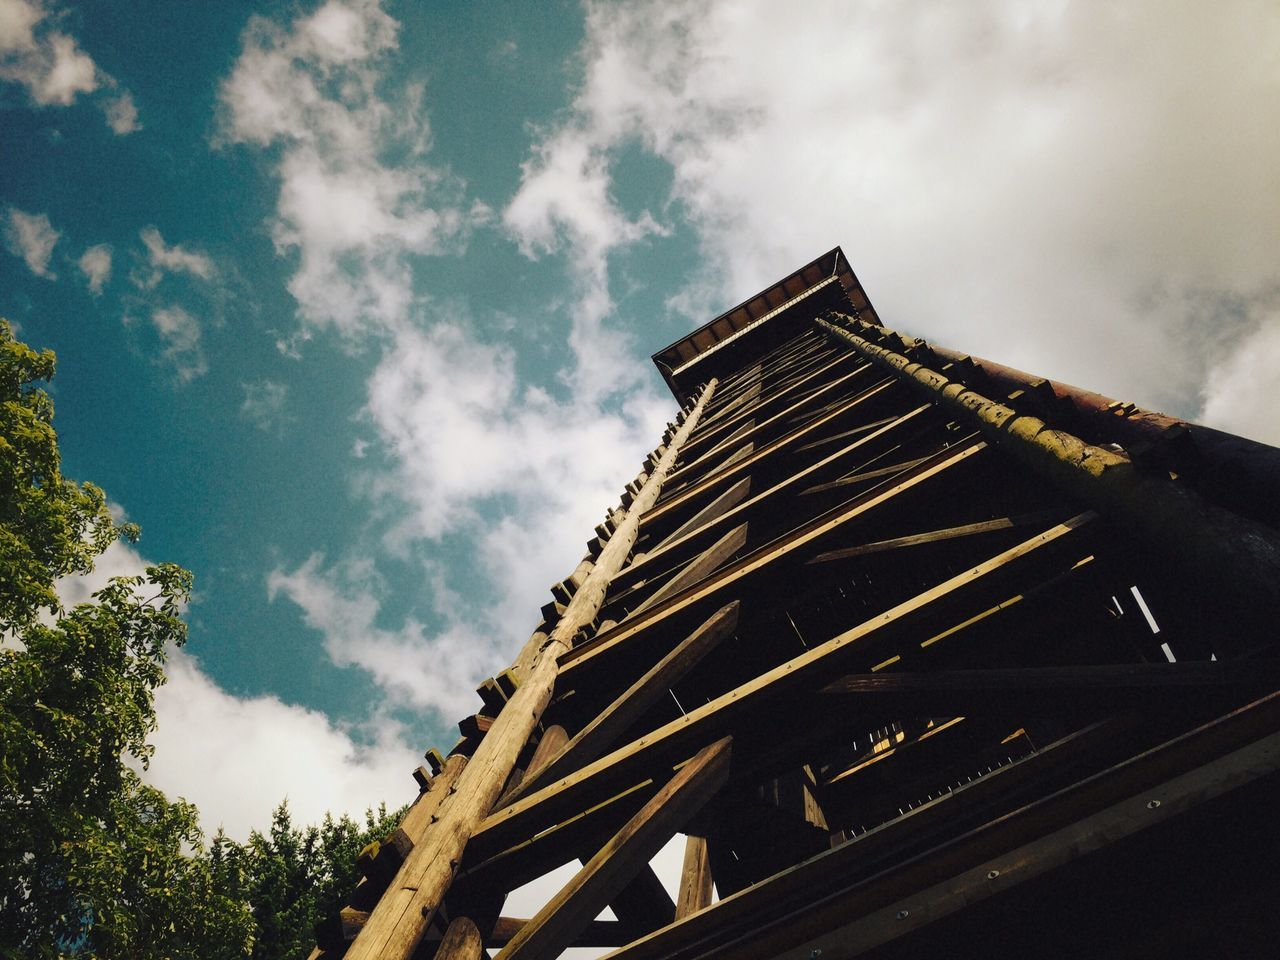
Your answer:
(3, 0), (1279, 873)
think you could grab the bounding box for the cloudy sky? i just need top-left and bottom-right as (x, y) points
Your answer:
(3, 0), (1278, 851)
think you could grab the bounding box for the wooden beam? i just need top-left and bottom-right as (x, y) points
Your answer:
(675, 835), (713, 920)
(646, 377), (899, 525)
(807, 511), (1064, 564)
(563, 438), (988, 681)
(474, 512), (1096, 858)
(621, 404), (934, 590)
(493, 737), (733, 960)
(510, 603), (740, 803)
(817, 312), (1280, 632)
(434, 917), (483, 960)
(625, 525), (748, 620)
(682, 351), (858, 458)
(605, 863), (677, 933)
(597, 719), (1128, 960)
(722, 694), (1280, 960)
(650, 476), (752, 553)
(360, 754), (468, 881)
(341, 379), (720, 960)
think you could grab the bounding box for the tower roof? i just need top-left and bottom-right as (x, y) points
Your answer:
(650, 245), (881, 401)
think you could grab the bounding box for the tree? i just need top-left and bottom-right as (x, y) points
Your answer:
(216, 801), (403, 960)
(0, 320), (254, 958)
(0, 320), (407, 959)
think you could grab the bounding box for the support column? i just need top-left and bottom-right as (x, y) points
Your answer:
(344, 379), (719, 960)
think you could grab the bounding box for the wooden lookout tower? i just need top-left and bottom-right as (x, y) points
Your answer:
(314, 247), (1280, 960)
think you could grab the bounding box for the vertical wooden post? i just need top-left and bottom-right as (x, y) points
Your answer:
(435, 917), (483, 960)
(343, 379), (719, 960)
(675, 835), (713, 920)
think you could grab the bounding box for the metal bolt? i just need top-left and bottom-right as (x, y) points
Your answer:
(1147, 799), (1162, 810)
(896, 909), (910, 921)
(987, 869), (1001, 880)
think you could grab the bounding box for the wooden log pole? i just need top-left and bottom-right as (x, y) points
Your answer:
(494, 737), (733, 960)
(815, 312), (1280, 621)
(343, 379), (719, 960)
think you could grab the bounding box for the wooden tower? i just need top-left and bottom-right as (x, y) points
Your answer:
(314, 247), (1280, 960)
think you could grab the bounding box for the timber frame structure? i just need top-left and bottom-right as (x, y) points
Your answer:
(313, 247), (1280, 960)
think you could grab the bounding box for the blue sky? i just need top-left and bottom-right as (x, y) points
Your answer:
(3, 0), (1279, 844)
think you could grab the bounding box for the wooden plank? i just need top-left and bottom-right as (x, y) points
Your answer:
(475, 512), (1095, 858)
(625, 525), (748, 619)
(807, 511), (1062, 564)
(686, 349), (854, 452)
(681, 352), (861, 461)
(798, 456), (929, 496)
(510, 603), (740, 803)
(650, 476), (752, 553)
(564, 438), (989, 681)
(622, 405), (934, 589)
(494, 737), (733, 960)
(675, 835), (713, 920)
(646, 377), (898, 525)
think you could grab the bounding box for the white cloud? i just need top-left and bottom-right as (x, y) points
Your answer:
(77, 242), (111, 293)
(222, 2), (676, 724)
(268, 552), (496, 721)
(52, 532), (417, 841)
(218, 0), (481, 338)
(0, 0), (138, 133)
(102, 88), (140, 134)
(3, 206), (59, 278)
(149, 304), (207, 382)
(137, 226), (215, 287)
(510, 0), (1280, 432)
(1201, 299), (1280, 446)
(148, 650), (418, 841)
(0, 0), (42, 54)
(240, 379), (289, 432)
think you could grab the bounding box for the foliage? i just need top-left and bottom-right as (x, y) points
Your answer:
(215, 801), (403, 960)
(0, 321), (122, 635)
(0, 319), (402, 959)
(0, 319), (257, 958)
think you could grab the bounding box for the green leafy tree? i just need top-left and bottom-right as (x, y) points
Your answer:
(0, 320), (254, 958)
(214, 800), (402, 960)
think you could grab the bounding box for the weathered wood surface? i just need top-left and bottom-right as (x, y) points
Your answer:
(475, 512), (1096, 857)
(510, 602), (740, 802)
(341, 379), (719, 960)
(494, 737), (733, 960)
(562, 438), (990, 681)
(625, 524), (748, 619)
(623, 404), (933, 586)
(434, 917), (483, 960)
(675, 835), (713, 920)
